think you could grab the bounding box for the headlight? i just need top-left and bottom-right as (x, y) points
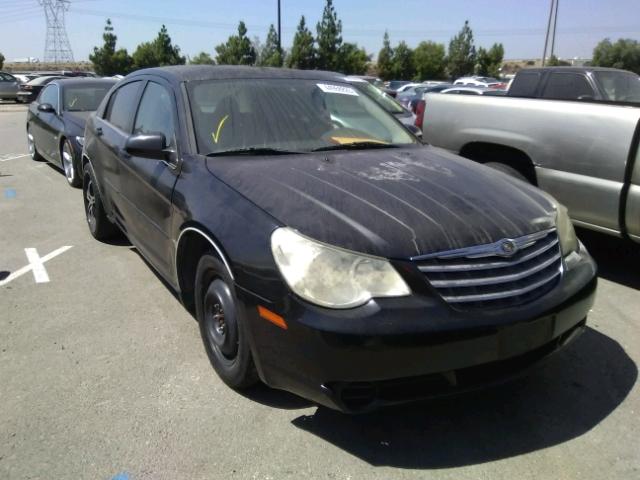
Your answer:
(75, 136), (84, 146)
(271, 227), (411, 309)
(556, 204), (579, 256)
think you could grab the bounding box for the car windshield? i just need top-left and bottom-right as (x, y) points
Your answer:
(594, 71), (640, 103)
(352, 81), (405, 114)
(188, 78), (416, 155)
(63, 85), (113, 111)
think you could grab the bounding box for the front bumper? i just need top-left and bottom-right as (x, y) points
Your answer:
(238, 248), (597, 413)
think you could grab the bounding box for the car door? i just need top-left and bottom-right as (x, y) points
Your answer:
(0, 72), (19, 98)
(91, 80), (144, 224)
(30, 84), (61, 160)
(118, 80), (180, 278)
(39, 84), (65, 165)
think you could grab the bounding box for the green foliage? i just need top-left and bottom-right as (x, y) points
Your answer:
(377, 31), (394, 80)
(215, 21), (257, 65)
(476, 43), (504, 77)
(336, 42), (370, 75)
(392, 41), (415, 79)
(413, 41), (446, 81)
(132, 25), (186, 70)
(316, 0), (343, 70)
(89, 19), (132, 76)
(447, 20), (476, 79)
(592, 38), (640, 74)
(190, 52), (215, 65)
(258, 24), (283, 67)
(546, 54), (571, 67)
(0, 52), (4, 70)
(287, 16), (316, 69)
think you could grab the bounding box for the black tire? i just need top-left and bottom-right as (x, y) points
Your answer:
(484, 162), (530, 183)
(83, 164), (118, 240)
(61, 139), (81, 188)
(195, 254), (258, 389)
(27, 126), (43, 161)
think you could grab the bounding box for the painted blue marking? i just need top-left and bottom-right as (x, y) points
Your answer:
(111, 473), (130, 480)
(4, 188), (16, 199)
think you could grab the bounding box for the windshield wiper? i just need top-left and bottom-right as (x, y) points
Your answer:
(311, 142), (399, 152)
(204, 147), (302, 157)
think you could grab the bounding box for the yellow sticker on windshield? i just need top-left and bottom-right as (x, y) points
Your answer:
(330, 137), (388, 145)
(212, 114), (229, 144)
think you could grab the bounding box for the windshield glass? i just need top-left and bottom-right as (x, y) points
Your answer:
(594, 71), (640, 103)
(188, 78), (416, 155)
(352, 81), (405, 114)
(63, 84), (113, 111)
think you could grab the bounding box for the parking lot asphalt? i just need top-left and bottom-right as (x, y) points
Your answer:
(1, 104), (639, 480)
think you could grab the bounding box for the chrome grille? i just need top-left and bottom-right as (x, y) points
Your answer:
(413, 229), (562, 309)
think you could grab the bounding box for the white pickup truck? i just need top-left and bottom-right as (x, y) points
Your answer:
(422, 89), (640, 243)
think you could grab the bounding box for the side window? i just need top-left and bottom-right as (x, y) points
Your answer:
(39, 85), (59, 110)
(133, 82), (175, 146)
(104, 81), (142, 132)
(0, 73), (15, 82)
(509, 72), (540, 97)
(542, 73), (594, 100)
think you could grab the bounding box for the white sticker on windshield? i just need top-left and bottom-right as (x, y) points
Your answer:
(317, 83), (359, 96)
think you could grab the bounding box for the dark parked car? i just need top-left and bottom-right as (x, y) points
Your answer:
(81, 66), (596, 412)
(16, 75), (65, 103)
(26, 78), (117, 187)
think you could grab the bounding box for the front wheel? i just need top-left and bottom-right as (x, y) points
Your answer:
(62, 139), (81, 188)
(27, 127), (43, 161)
(83, 165), (118, 240)
(195, 254), (258, 389)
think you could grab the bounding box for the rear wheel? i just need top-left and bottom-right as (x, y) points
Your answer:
(62, 139), (81, 188)
(83, 165), (118, 240)
(484, 162), (529, 183)
(27, 127), (43, 161)
(195, 254), (258, 389)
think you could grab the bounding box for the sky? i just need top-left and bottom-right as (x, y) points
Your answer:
(0, 0), (638, 63)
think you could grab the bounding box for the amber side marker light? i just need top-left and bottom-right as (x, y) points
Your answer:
(258, 305), (288, 330)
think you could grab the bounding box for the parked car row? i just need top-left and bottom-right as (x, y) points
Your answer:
(0, 70), (97, 103)
(22, 65), (599, 413)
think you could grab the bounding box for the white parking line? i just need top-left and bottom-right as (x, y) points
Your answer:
(0, 246), (73, 286)
(0, 154), (29, 162)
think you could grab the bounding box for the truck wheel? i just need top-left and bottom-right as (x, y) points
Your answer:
(195, 254), (258, 389)
(485, 162), (529, 183)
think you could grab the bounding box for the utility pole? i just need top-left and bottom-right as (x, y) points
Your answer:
(277, 0), (282, 54)
(550, 0), (559, 59)
(39, 0), (74, 64)
(541, 0), (555, 66)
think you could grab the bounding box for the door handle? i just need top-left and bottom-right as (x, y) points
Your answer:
(95, 127), (103, 136)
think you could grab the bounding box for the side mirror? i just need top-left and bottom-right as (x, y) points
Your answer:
(38, 103), (55, 113)
(125, 133), (167, 159)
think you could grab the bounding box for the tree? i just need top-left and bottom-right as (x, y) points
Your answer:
(546, 54), (571, 67)
(89, 19), (132, 76)
(336, 43), (370, 75)
(316, 0), (342, 70)
(447, 20), (476, 80)
(476, 43), (504, 77)
(377, 31), (394, 80)
(286, 16), (316, 69)
(132, 25), (186, 69)
(592, 38), (640, 74)
(258, 24), (283, 67)
(392, 41), (415, 79)
(190, 52), (215, 65)
(215, 21), (257, 65)
(0, 52), (4, 70)
(413, 41), (446, 81)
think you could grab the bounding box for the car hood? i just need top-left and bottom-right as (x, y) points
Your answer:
(62, 111), (92, 131)
(205, 146), (556, 259)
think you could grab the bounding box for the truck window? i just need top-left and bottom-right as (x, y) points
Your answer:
(542, 73), (593, 100)
(509, 72), (540, 97)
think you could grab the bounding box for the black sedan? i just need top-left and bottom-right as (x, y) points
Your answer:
(26, 78), (117, 187)
(16, 75), (64, 104)
(81, 66), (597, 412)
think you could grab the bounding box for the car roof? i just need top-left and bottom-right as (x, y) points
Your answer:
(126, 65), (344, 83)
(518, 66), (637, 75)
(49, 78), (118, 88)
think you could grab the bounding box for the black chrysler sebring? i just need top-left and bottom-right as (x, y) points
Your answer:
(81, 66), (597, 412)
(26, 78), (117, 187)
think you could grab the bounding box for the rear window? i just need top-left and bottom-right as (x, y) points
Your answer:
(541, 73), (593, 100)
(509, 72), (541, 97)
(593, 71), (640, 103)
(104, 81), (142, 132)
